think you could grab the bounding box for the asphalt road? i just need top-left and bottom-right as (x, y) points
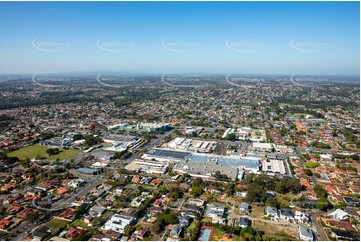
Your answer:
(311, 211), (328, 241)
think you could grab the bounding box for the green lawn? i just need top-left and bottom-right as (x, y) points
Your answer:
(102, 210), (113, 219)
(7, 144), (82, 161)
(188, 221), (197, 230)
(71, 219), (91, 228)
(47, 218), (70, 229)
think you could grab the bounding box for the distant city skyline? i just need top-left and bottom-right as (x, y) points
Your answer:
(0, 1), (359, 75)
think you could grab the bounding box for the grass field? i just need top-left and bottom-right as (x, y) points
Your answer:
(252, 221), (297, 240)
(250, 206), (265, 218)
(7, 144), (82, 161)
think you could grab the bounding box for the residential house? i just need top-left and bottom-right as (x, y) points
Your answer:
(343, 196), (360, 207)
(57, 187), (69, 195)
(170, 224), (182, 239)
(6, 205), (23, 215)
(328, 209), (349, 220)
(325, 220), (356, 232)
(26, 188), (45, 197)
(154, 199), (163, 208)
(279, 208), (295, 222)
(178, 215), (192, 227)
(32, 226), (51, 241)
(182, 204), (203, 214)
(67, 179), (85, 188)
(150, 179), (162, 186)
(0, 219), (12, 230)
(60, 208), (76, 220)
(205, 204), (226, 224)
(264, 206), (278, 218)
(205, 184), (221, 194)
(294, 211), (310, 224)
(65, 227), (86, 240)
(35, 183), (53, 191)
(235, 217), (250, 228)
(239, 202), (249, 214)
(132, 176), (141, 184)
(1, 183), (16, 192)
(349, 186), (360, 195)
(130, 196), (146, 208)
(17, 208), (32, 219)
(330, 228), (359, 241)
(298, 225), (314, 241)
(131, 229), (148, 241)
(187, 198), (204, 207)
(89, 206), (106, 218)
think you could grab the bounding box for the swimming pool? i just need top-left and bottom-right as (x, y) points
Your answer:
(198, 228), (212, 241)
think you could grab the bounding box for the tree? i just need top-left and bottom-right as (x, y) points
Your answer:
(73, 133), (84, 141)
(40, 131), (54, 140)
(75, 204), (88, 218)
(193, 177), (204, 186)
(156, 209), (178, 225)
(266, 196), (279, 209)
(246, 183), (266, 203)
(46, 148), (60, 156)
(304, 169), (313, 176)
(313, 185), (327, 198)
(305, 162), (318, 168)
(226, 133), (237, 141)
(84, 135), (103, 146)
(315, 197), (332, 211)
(191, 185), (203, 197)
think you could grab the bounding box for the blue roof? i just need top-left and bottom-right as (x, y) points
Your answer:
(77, 167), (98, 174)
(188, 154), (260, 169)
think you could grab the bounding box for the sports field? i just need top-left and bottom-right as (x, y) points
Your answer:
(7, 144), (82, 161)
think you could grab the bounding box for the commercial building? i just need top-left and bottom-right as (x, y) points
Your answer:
(221, 127), (266, 142)
(142, 148), (191, 162)
(77, 168), (98, 175)
(107, 122), (172, 133)
(261, 159), (287, 174)
(40, 137), (72, 148)
(167, 137), (217, 153)
(102, 134), (141, 152)
(173, 160), (238, 181)
(125, 159), (169, 174)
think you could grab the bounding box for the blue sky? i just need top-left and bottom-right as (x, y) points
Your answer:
(0, 1), (359, 75)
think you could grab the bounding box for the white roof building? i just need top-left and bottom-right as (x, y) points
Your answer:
(104, 214), (134, 234)
(328, 209), (349, 220)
